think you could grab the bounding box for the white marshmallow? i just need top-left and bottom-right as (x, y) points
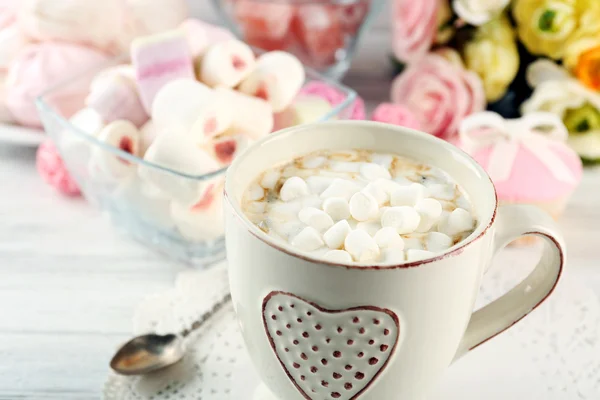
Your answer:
(373, 178), (402, 196)
(381, 248), (406, 263)
(202, 132), (249, 166)
(344, 229), (380, 262)
(403, 237), (423, 251)
(298, 207), (334, 232)
(70, 108), (105, 136)
(427, 183), (456, 200)
(323, 249), (353, 263)
(406, 249), (435, 262)
(320, 178), (361, 201)
(390, 182), (427, 207)
(349, 191), (379, 222)
(441, 208), (475, 236)
(139, 132), (221, 206)
(381, 206), (421, 234)
(427, 232), (453, 253)
(415, 198), (443, 233)
(374, 227), (405, 250)
(215, 88), (274, 140)
(322, 197), (351, 221)
(330, 161), (362, 173)
(238, 51), (305, 112)
(371, 154), (394, 170)
(306, 176), (335, 195)
(93, 120), (141, 180)
(246, 183), (265, 201)
(360, 162), (392, 180)
(260, 170), (281, 190)
(356, 221), (382, 237)
(323, 220), (352, 249)
(280, 176), (309, 202)
(171, 187), (225, 241)
(200, 39), (256, 88)
(363, 181), (389, 205)
(291, 226), (324, 252)
(302, 156), (327, 169)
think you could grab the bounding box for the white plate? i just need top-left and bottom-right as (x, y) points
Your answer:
(0, 123), (45, 146)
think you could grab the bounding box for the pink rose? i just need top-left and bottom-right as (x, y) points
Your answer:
(391, 0), (438, 63)
(391, 54), (485, 140)
(299, 81), (365, 120)
(36, 140), (80, 196)
(371, 103), (421, 130)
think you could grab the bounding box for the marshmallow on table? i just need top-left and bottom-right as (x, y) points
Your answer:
(427, 232), (453, 253)
(323, 220), (351, 249)
(299, 207), (334, 232)
(0, 24), (31, 70)
(92, 120), (141, 180)
(381, 206), (421, 234)
(291, 226), (324, 252)
(374, 227), (405, 250)
(280, 176), (309, 202)
(320, 178), (361, 201)
(344, 229), (380, 262)
(86, 75), (149, 128)
(322, 197), (351, 221)
(323, 249), (353, 263)
(415, 198), (443, 233)
(199, 40), (255, 88)
(152, 79), (231, 141)
(349, 191), (379, 221)
(215, 88), (274, 140)
(139, 132), (221, 207)
(171, 184), (226, 242)
(131, 30), (195, 114)
(238, 51), (305, 112)
(390, 182), (427, 207)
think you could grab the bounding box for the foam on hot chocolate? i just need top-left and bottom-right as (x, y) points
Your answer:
(242, 150), (477, 264)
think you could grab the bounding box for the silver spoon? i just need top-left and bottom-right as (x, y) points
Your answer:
(110, 293), (232, 376)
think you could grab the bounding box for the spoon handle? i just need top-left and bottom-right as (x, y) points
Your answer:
(180, 292), (232, 338)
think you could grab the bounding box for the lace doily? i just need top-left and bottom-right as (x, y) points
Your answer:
(104, 249), (600, 399)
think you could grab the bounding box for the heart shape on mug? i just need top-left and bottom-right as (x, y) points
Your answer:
(262, 291), (400, 400)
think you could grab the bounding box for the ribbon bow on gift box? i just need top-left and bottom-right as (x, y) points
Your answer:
(459, 111), (577, 184)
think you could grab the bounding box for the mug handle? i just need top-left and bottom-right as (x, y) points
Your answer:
(453, 204), (566, 360)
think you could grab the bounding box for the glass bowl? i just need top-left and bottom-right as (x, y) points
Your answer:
(36, 55), (357, 267)
(212, 0), (383, 80)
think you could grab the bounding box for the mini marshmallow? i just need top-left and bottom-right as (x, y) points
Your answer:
(374, 227), (405, 250)
(302, 156), (327, 169)
(260, 170), (281, 190)
(291, 226), (324, 251)
(403, 237), (423, 251)
(299, 207), (334, 232)
(344, 229), (380, 262)
(381, 248), (406, 263)
(202, 132), (248, 166)
(238, 51), (305, 112)
(349, 191), (379, 221)
(444, 208), (475, 235)
(381, 206), (421, 234)
(322, 197), (350, 221)
(356, 221), (382, 237)
(323, 220), (351, 249)
(415, 198), (443, 233)
(406, 249), (435, 262)
(427, 232), (453, 253)
(306, 176), (335, 194)
(371, 154), (394, 170)
(363, 182), (389, 205)
(280, 176), (309, 201)
(215, 88), (273, 139)
(139, 132), (221, 206)
(152, 79), (232, 141)
(199, 39), (255, 88)
(330, 161), (363, 173)
(93, 120), (140, 180)
(360, 162), (392, 180)
(372, 178), (403, 196)
(323, 249), (353, 263)
(131, 30), (195, 113)
(390, 182), (427, 207)
(320, 178), (361, 201)
(246, 183), (265, 201)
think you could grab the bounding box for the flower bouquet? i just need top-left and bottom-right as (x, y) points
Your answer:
(390, 0), (600, 165)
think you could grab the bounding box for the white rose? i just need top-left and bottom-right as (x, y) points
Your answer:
(453, 0), (511, 26)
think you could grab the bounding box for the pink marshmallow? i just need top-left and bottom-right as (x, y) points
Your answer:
(371, 103), (421, 130)
(131, 30), (195, 114)
(5, 42), (110, 128)
(36, 139), (81, 196)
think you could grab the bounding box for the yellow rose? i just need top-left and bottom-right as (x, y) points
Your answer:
(513, 0), (591, 59)
(564, 3), (600, 69)
(463, 15), (519, 102)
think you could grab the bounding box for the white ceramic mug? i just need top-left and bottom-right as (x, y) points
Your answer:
(224, 121), (565, 400)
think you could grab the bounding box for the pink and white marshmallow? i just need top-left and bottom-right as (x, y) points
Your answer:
(92, 120), (141, 180)
(202, 132), (249, 166)
(215, 88), (273, 139)
(171, 184), (226, 241)
(199, 39), (256, 88)
(238, 51), (305, 112)
(131, 30), (195, 113)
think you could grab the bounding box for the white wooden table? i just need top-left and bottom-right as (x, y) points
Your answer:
(1, 6), (600, 398)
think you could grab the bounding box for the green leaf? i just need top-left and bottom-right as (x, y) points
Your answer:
(538, 10), (557, 32)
